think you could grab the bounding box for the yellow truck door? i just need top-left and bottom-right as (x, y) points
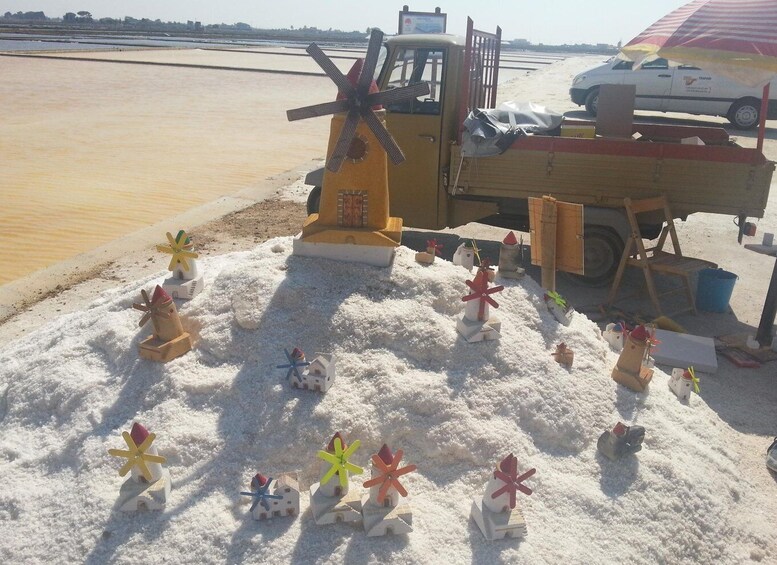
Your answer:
(383, 46), (446, 229)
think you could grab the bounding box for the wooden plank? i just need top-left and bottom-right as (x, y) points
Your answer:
(540, 196), (558, 290)
(529, 196), (584, 277)
(556, 201), (584, 275)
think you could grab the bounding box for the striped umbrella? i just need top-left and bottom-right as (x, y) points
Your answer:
(622, 0), (777, 147)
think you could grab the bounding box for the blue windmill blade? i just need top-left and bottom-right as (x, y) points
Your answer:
(276, 348), (310, 381)
(241, 478), (284, 512)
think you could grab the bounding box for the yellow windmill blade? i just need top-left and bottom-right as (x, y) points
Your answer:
(688, 366), (700, 393)
(156, 230), (199, 272)
(108, 430), (166, 481)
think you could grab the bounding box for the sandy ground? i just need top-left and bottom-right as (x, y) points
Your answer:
(1, 53), (776, 539)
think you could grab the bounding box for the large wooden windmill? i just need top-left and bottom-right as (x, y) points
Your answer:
(287, 30), (429, 267)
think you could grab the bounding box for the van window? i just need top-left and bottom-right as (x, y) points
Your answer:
(613, 60), (633, 71)
(640, 58), (669, 70)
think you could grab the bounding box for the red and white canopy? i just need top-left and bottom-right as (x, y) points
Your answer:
(622, 0), (777, 87)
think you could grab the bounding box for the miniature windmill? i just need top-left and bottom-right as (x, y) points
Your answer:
(287, 30), (429, 267)
(318, 434), (364, 488)
(598, 422), (645, 460)
(133, 285), (192, 362)
(241, 474), (283, 512)
(499, 231), (525, 279)
(310, 432), (364, 525)
(362, 444), (416, 536)
(415, 238), (443, 265)
(471, 453), (536, 540)
(552, 342), (574, 367)
(453, 239), (479, 271)
(478, 257), (496, 282)
(278, 347), (336, 392)
(611, 324), (654, 392)
(157, 230), (203, 300)
(277, 347), (311, 381)
(463, 268), (504, 321)
(669, 366), (700, 402)
(241, 473), (301, 521)
(108, 422), (171, 511)
(457, 266), (504, 343)
(544, 290), (574, 326)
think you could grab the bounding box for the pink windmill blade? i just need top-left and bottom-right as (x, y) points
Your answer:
(462, 270), (504, 321)
(491, 453), (536, 509)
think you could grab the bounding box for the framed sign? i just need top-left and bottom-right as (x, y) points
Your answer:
(398, 7), (447, 34)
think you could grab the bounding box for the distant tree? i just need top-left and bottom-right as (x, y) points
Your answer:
(3, 11), (11, 18)
(76, 10), (92, 22)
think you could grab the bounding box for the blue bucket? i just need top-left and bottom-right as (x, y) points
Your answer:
(696, 268), (737, 313)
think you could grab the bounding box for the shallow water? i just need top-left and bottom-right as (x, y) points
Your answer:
(0, 55), (331, 284)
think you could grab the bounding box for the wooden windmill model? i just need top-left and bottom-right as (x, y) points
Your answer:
(133, 285), (192, 362)
(287, 30), (429, 267)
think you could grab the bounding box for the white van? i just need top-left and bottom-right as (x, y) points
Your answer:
(570, 57), (777, 129)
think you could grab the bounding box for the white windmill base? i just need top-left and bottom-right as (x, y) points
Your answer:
(162, 274), (203, 300)
(471, 497), (527, 540)
(309, 482), (363, 525)
(293, 238), (395, 268)
(457, 314), (501, 343)
(117, 469), (171, 511)
(361, 499), (413, 537)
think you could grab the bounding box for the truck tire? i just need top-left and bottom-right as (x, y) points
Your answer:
(584, 88), (600, 117)
(567, 225), (624, 286)
(306, 185), (322, 215)
(728, 98), (760, 130)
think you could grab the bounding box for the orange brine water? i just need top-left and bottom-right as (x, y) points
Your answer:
(0, 54), (331, 284)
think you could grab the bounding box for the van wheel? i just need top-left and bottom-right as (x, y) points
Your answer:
(565, 226), (624, 287)
(728, 98), (760, 129)
(584, 88), (600, 117)
(306, 186), (321, 215)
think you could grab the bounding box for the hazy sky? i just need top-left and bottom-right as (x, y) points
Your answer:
(4, 1), (691, 45)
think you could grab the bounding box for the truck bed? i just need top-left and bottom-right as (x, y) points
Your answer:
(450, 121), (773, 219)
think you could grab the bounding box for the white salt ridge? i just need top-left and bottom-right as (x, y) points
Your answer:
(0, 236), (770, 563)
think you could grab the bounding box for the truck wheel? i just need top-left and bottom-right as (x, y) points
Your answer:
(728, 98), (760, 130)
(306, 186), (321, 215)
(584, 88), (600, 117)
(567, 226), (624, 287)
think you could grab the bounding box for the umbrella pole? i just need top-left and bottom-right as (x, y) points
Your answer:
(757, 83), (769, 153)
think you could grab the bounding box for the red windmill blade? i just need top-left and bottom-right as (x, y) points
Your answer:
(427, 239), (443, 256)
(286, 29), (430, 172)
(491, 453), (536, 509)
(363, 446), (417, 504)
(462, 272), (504, 321)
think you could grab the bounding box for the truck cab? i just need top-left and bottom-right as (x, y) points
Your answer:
(303, 24), (773, 285)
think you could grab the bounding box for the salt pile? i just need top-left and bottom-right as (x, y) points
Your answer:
(0, 237), (769, 563)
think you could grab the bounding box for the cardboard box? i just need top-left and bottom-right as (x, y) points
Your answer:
(561, 125), (596, 139)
